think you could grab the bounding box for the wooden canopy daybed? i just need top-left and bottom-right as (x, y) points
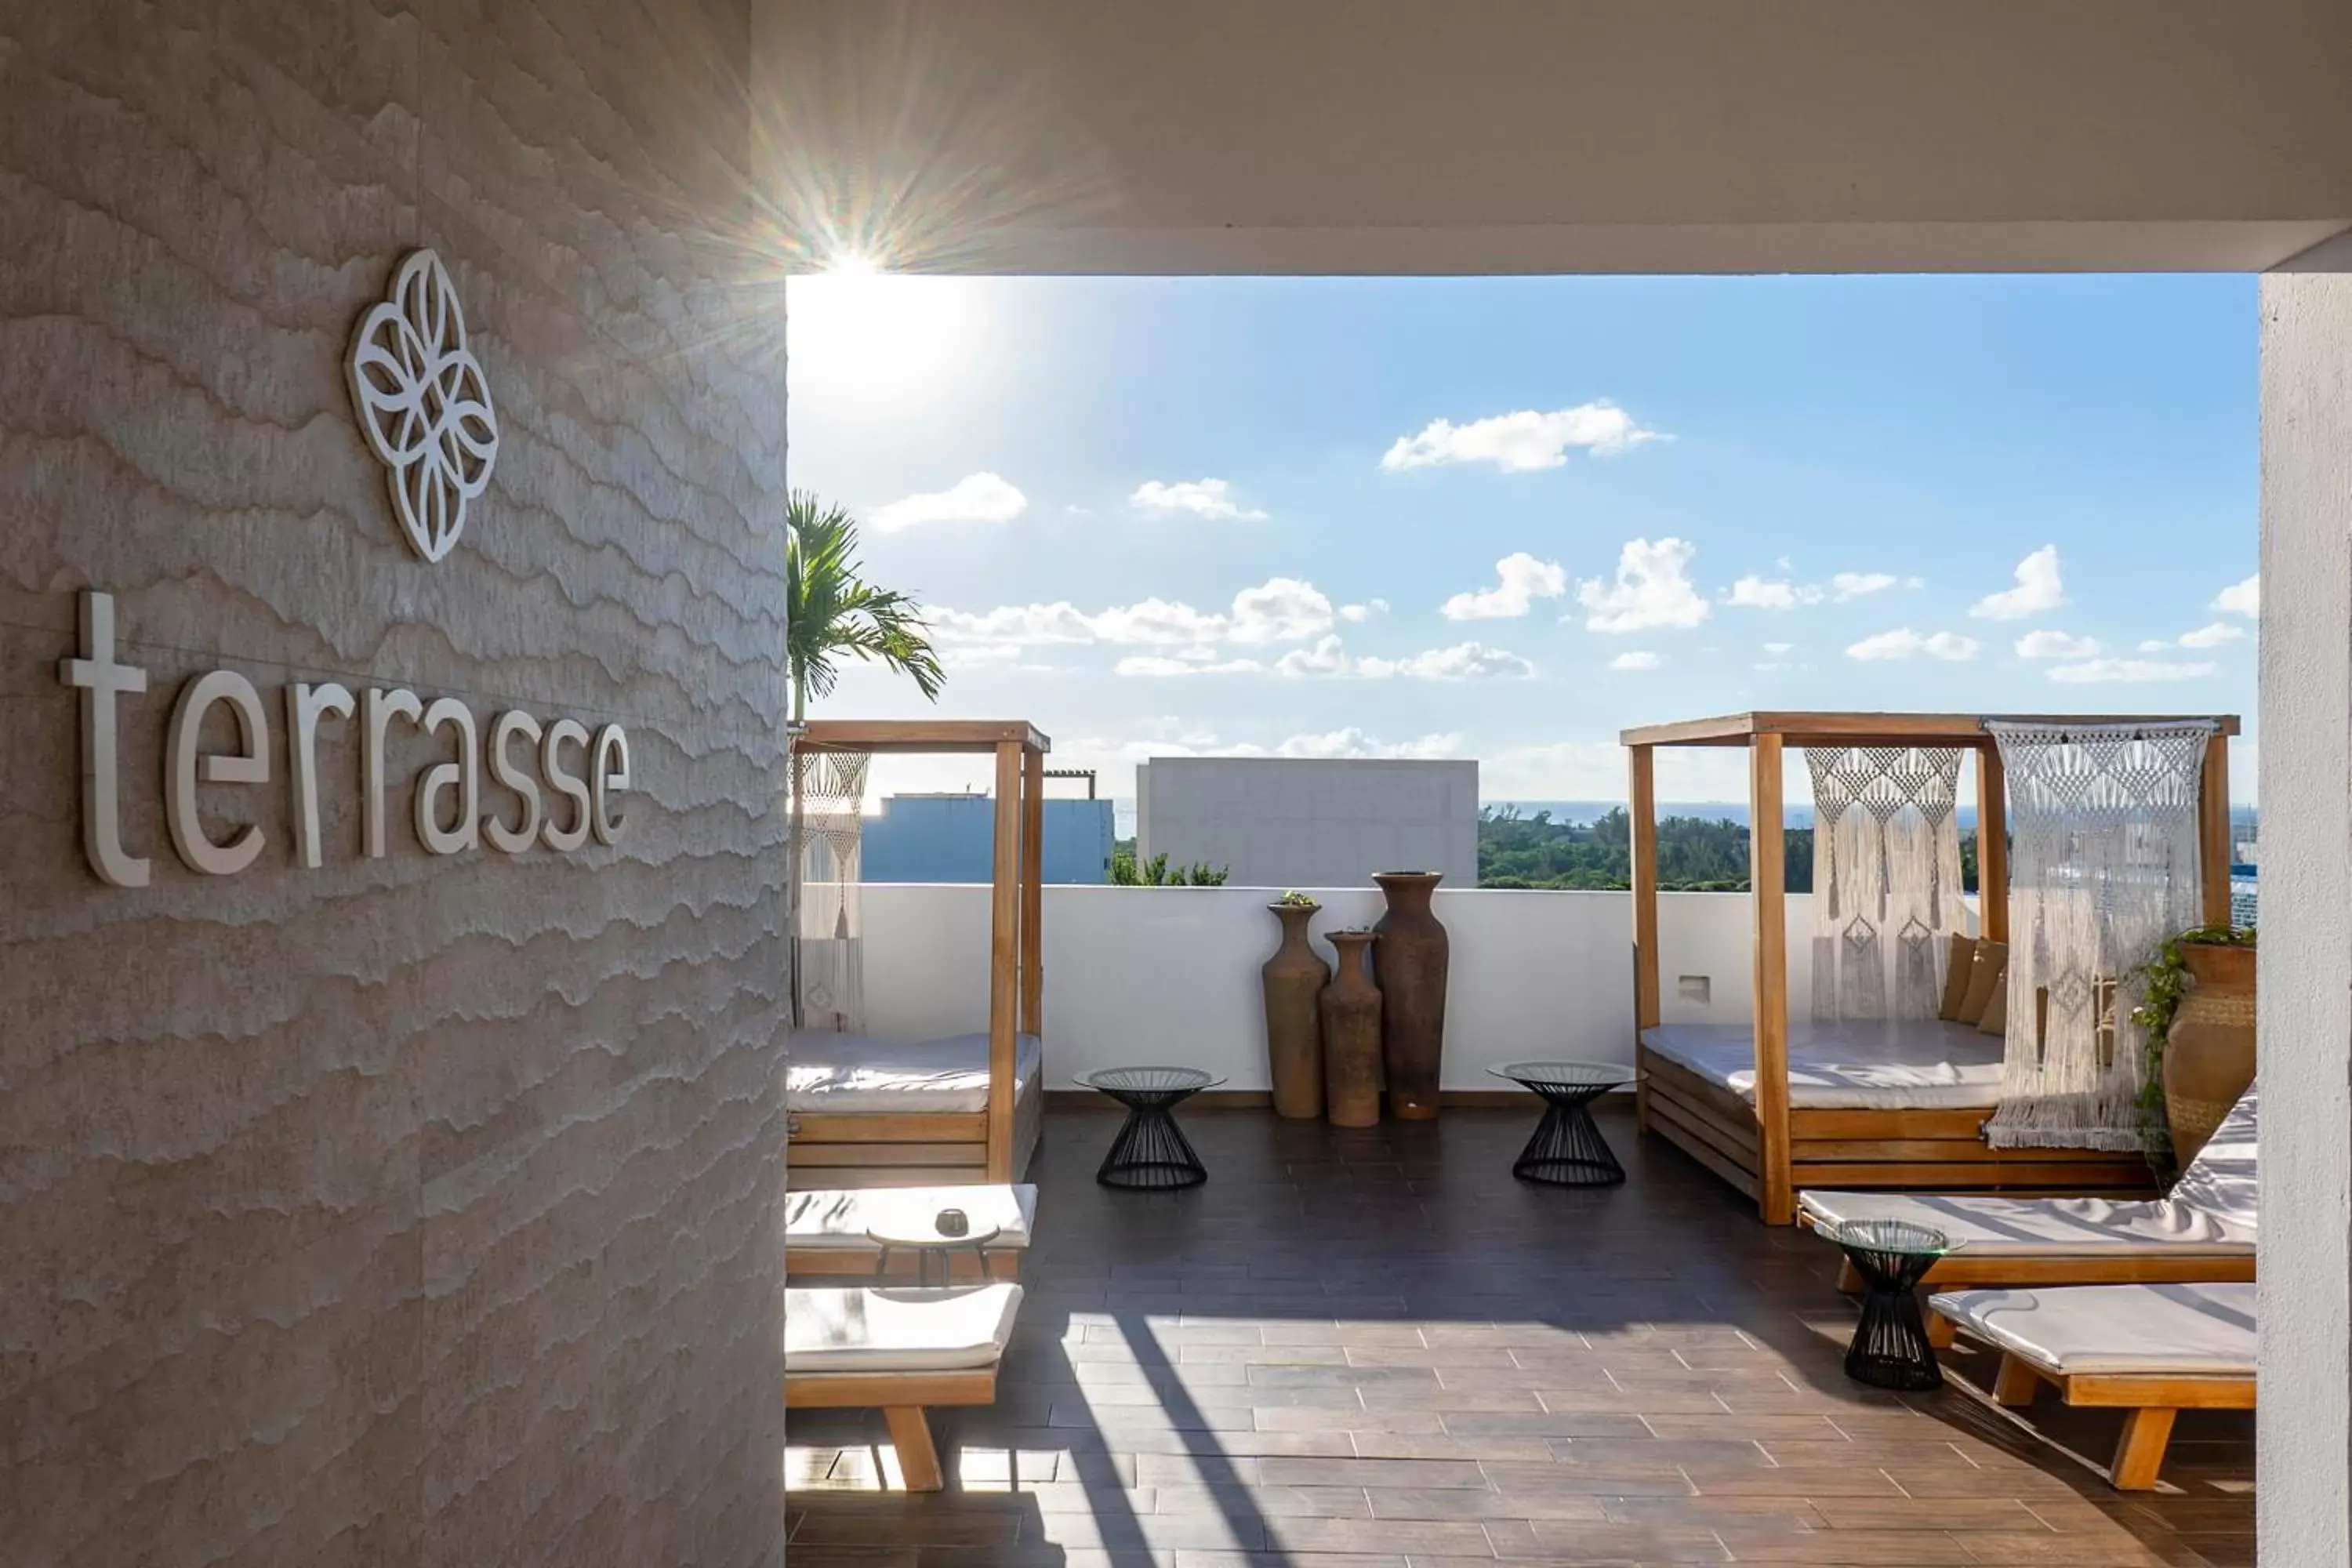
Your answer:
(787, 719), (1049, 1189)
(1623, 711), (2238, 1225)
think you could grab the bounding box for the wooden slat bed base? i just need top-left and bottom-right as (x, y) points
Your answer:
(793, 1142), (989, 1168)
(788, 1161), (986, 1191)
(791, 1112), (986, 1143)
(1637, 1045), (2158, 1217)
(786, 1247), (1023, 1283)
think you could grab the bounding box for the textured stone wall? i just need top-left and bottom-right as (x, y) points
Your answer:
(0, 3), (789, 1564)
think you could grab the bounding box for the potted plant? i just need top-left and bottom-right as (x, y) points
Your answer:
(2130, 924), (2256, 1172)
(1261, 892), (1327, 1119)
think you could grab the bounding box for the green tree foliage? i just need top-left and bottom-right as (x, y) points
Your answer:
(784, 492), (945, 722)
(1477, 805), (1984, 894)
(1110, 842), (1230, 886)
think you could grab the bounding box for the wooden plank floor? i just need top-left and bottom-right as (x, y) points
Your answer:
(786, 1102), (2253, 1566)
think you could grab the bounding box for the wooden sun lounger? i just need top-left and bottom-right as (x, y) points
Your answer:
(783, 1283), (1024, 1493)
(1929, 1283), (2256, 1490)
(1803, 1080), (2259, 1294)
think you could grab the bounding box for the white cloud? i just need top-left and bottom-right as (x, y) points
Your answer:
(1484, 740), (1759, 800)
(1129, 477), (1267, 521)
(1272, 636), (1354, 677)
(1846, 628), (1982, 662)
(1115, 654), (1262, 677)
(1971, 545), (2065, 619)
(1274, 636), (1536, 681)
(872, 471), (1028, 532)
(2016, 629), (2103, 659)
(1338, 597), (1389, 623)
(1762, 642), (1794, 655)
(936, 576), (1332, 654)
(2047, 657), (2218, 684)
(1442, 553), (1569, 620)
(1726, 575), (1823, 611)
(1273, 728), (1461, 760)
(1229, 577), (1336, 643)
(1087, 598), (1235, 645)
(1831, 572), (1900, 599)
(1610, 651), (1663, 672)
(1380, 402), (1663, 473)
(2212, 575), (2259, 619)
(1577, 537), (1710, 633)
(2177, 621), (2249, 649)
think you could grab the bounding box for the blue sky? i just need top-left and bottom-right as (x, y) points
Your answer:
(787, 273), (2259, 804)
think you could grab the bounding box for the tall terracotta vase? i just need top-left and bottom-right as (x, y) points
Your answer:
(2164, 942), (2256, 1167)
(1321, 931), (1382, 1128)
(1371, 871), (1449, 1120)
(1261, 902), (1330, 1119)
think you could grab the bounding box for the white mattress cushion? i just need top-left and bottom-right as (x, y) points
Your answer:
(1644, 1020), (2006, 1109)
(2168, 1079), (2259, 1236)
(1929, 1283), (2256, 1377)
(786, 1283), (1025, 1374)
(1798, 1189), (2255, 1256)
(786, 1185), (1037, 1250)
(786, 1030), (1044, 1114)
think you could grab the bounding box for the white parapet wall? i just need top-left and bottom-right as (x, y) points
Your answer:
(858, 884), (1838, 1089)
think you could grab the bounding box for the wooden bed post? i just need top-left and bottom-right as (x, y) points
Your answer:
(2198, 732), (2233, 928)
(1021, 745), (1045, 1038)
(1629, 745), (1661, 1133)
(1748, 733), (1794, 1225)
(986, 740), (1022, 1180)
(1975, 741), (2009, 945)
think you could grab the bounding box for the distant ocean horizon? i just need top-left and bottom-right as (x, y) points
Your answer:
(1109, 797), (2259, 838)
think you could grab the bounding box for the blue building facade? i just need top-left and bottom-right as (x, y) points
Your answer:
(860, 793), (1115, 884)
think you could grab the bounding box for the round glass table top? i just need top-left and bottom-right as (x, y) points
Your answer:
(1488, 1061), (1640, 1091)
(863, 1221), (1003, 1250)
(1820, 1218), (1953, 1258)
(1076, 1066), (1225, 1095)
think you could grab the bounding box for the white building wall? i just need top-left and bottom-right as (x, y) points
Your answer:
(858, 884), (1834, 1087)
(1135, 757), (1479, 889)
(2257, 270), (2352, 1563)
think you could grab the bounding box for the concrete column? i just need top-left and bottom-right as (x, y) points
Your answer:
(2257, 270), (2352, 1562)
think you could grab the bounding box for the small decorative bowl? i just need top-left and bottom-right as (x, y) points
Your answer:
(935, 1207), (970, 1238)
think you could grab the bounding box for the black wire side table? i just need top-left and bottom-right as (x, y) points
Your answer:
(1822, 1219), (1951, 1392)
(1076, 1067), (1223, 1190)
(1489, 1062), (1639, 1186)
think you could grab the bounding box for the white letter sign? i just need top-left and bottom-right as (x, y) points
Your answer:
(58, 590), (151, 888)
(165, 670), (270, 877)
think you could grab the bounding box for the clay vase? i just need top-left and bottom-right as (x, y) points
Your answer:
(1371, 872), (1449, 1120)
(1320, 931), (1383, 1128)
(2164, 942), (2256, 1167)
(1261, 902), (1330, 1119)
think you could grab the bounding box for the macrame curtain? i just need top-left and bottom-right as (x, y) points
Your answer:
(1983, 720), (2216, 1151)
(1806, 746), (1968, 1024)
(789, 747), (869, 1034)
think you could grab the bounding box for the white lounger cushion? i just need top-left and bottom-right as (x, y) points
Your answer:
(786, 1283), (1025, 1374)
(786, 1185), (1037, 1251)
(787, 1030), (1044, 1114)
(1801, 1078), (2261, 1253)
(2163, 1078), (2259, 1235)
(1643, 1021), (2005, 1109)
(1797, 1190), (2254, 1255)
(1929, 1283), (2256, 1377)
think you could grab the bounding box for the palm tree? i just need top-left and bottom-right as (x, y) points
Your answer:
(784, 491), (946, 722)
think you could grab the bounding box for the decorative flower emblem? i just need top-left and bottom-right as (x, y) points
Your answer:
(346, 249), (499, 563)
